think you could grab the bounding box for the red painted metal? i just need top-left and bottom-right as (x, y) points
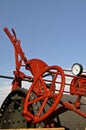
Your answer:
(4, 27), (48, 90)
(70, 75), (86, 96)
(23, 65), (65, 123)
(3, 27), (86, 124)
(70, 75), (86, 108)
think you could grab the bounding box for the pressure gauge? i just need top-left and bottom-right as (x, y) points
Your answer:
(71, 63), (83, 76)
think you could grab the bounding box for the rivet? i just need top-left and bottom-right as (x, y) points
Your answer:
(2, 105), (5, 108)
(35, 106), (38, 110)
(9, 109), (12, 113)
(18, 107), (21, 111)
(8, 120), (11, 123)
(1, 109), (4, 112)
(31, 96), (35, 100)
(4, 120), (6, 124)
(4, 101), (7, 104)
(6, 98), (9, 102)
(0, 113), (2, 117)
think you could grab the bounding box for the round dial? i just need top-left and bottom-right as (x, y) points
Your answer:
(71, 63), (83, 76)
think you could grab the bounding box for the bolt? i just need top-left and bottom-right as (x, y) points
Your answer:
(8, 120), (11, 123)
(9, 109), (12, 113)
(4, 101), (7, 104)
(6, 98), (9, 102)
(31, 96), (35, 100)
(0, 113), (2, 117)
(4, 120), (6, 124)
(2, 105), (5, 108)
(35, 106), (38, 110)
(1, 109), (4, 112)
(18, 107), (21, 111)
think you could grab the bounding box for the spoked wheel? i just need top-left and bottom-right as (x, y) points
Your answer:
(23, 65), (65, 123)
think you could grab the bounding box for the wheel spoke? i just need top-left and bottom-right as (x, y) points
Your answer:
(39, 76), (47, 92)
(27, 95), (45, 105)
(23, 111), (35, 120)
(50, 70), (58, 91)
(37, 97), (48, 117)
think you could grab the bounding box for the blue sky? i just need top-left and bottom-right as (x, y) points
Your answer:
(0, 0), (86, 80)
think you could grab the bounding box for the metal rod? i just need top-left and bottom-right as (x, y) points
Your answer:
(0, 75), (14, 80)
(0, 75), (33, 82)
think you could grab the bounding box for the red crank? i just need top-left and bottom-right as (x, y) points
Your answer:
(23, 65), (65, 123)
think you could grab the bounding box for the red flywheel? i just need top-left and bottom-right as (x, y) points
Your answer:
(23, 65), (65, 123)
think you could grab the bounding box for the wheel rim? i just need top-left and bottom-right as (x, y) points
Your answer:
(23, 65), (65, 123)
(0, 88), (33, 128)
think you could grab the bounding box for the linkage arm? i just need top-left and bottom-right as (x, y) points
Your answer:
(4, 27), (27, 71)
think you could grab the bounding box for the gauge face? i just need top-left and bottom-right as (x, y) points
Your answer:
(71, 63), (83, 76)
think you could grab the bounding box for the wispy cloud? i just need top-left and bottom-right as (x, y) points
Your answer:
(0, 86), (11, 106)
(0, 80), (31, 107)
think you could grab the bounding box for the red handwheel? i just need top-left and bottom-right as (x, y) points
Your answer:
(23, 65), (65, 123)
